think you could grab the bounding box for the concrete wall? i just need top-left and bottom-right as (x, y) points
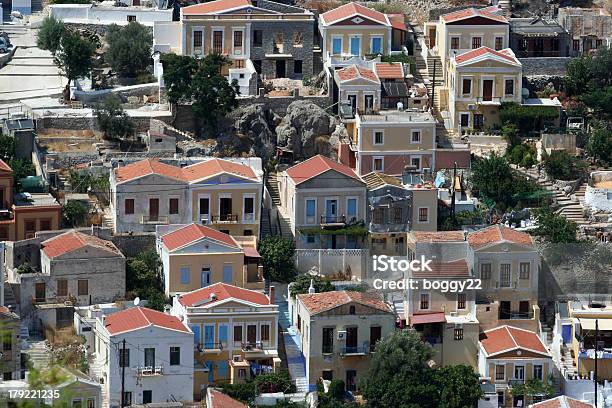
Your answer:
(50, 4), (172, 27)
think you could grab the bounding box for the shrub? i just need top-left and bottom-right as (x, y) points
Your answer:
(499, 102), (559, 135)
(255, 370), (296, 394)
(258, 236), (296, 282)
(542, 150), (586, 180)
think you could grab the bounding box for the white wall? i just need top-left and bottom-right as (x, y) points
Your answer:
(50, 4), (173, 26)
(153, 21), (182, 53)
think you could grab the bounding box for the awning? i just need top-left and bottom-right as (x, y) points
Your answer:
(382, 81), (409, 97)
(410, 312), (446, 325)
(244, 247), (261, 258)
(577, 318), (612, 331)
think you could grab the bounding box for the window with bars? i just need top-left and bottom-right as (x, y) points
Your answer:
(419, 293), (429, 310)
(450, 37), (459, 49)
(454, 328), (464, 340)
(495, 364), (505, 380)
(495, 37), (503, 50)
(472, 37), (482, 49)
(519, 263), (530, 279)
(193, 31), (203, 48)
(457, 293), (466, 309)
(392, 207), (403, 224)
(418, 208), (428, 222)
(500, 264), (511, 287)
(234, 31), (243, 48)
(480, 263), (491, 279)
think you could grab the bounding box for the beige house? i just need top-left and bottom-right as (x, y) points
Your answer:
(293, 290), (395, 392)
(170, 283), (280, 398)
(319, 2), (407, 66)
(0, 306), (20, 381)
(333, 64), (381, 115)
(468, 225), (541, 333)
(445, 47), (522, 132)
(156, 223), (264, 296)
(278, 155), (367, 249)
(111, 158), (263, 237)
(478, 326), (552, 408)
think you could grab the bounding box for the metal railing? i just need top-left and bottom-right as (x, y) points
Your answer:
(242, 341), (264, 351)
(340, 345), (369, 356)
(137, 365), (163, 376)
(508, 379), (525, 387)
(476, 96), (502, 104)
(500, 311), (535, 320)
(211, 214), (239, 223)
(198, 342), (224, 351)
(320, 215), (346, 224)
(140, 215), (169, 224)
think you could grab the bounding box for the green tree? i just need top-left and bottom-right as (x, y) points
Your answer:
(126, 250), (166, 310)
(511, 378), (555, 406)
(54, 31), (96, 89)
(499, 102), (559, 135)
(160, 53), (199, 104)
(258, 235), (297, 282)
(472, 152), (515, 207)
(564, 55), (592, 96)
(62, 200), (89, 227)
(586, 124), (612, 165)
(218, 382), (257, 404)
(533, 206), (578, 243)
(0, 135), (16, 161)
(37, 15), (67, 55)
(541, 150), (586, 181)
(255, 370), (296, 394)
(361, 329), (438, 408)
(289, 273), (334, 297)
(434, 365), (483, 408)
(7, 158), (35, 190)
(106, 22), (153, 78)
(94, 94), (135, 140)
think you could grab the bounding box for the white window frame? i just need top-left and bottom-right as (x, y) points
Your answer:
(460, 76), (473, 97)
(211, 27), (225, 54)
(218, 193), (232, 220)
(331, 35), (343, 55)
(418, 292), (430, 311)
(232, 27), (246, 56)
(533, 364), (543, 381)
(198, 194), (211, 222)
(372, 156), (384, 172)
(450, 36), (460, 50)
(514, 365), (525, 381)
(370, 35), (384, 54)
(411, 129), (421, 144)
(373, 129), (384, 146)
(470, 35), (483, 49)
(500, 263), (512, 288)
(242, 193), (256, 223)
(480, 76), (496, 100)
(503, 76), (515, 97)
(494, 35), (505, 50)
(495, 363), (506, 381)
(456, 292), (467, 310)
(304, 197), (317, 225)
(417, 207), (429, 223)
(192, 26), (204, 56)
(411, 156), (421, 169)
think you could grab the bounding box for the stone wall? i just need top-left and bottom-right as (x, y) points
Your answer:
(519, 57), (570, 77)
(37, 114), (171, 133)
(73, 83), (160, 104)
(108, 232), (156, 258)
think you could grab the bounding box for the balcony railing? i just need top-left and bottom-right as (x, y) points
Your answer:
(197, 342), (224, 352)
(140, 215), (169, 224)
(500, 311), (535, 320)
(242, 341), (264, 352)
(340, 345), (370, 356)
(476, 96), (502, 105)
(320, 215), (346, 225)
(508, 379), (525, 387)
(211, 214), (239, 223)
(137, 365), (163, 376)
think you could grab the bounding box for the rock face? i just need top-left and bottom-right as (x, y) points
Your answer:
(227, 103), (277, 161)
(276, 100), (341, 159)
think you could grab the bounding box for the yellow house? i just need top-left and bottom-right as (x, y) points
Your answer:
(478, 326), (553, 408)
(157, 223), (264, 296)
(446, 47), (522, 133)
(170, 283), (281, 400)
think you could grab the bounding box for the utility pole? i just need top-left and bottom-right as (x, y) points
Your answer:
(451, 161), (457, 225)
(121, 339), (126, 408)
(431, 59), (437, 111)
(595, 319), (598, 408)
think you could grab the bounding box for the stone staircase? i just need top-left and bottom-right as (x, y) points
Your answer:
(101, 206), (115, 230)
(264, 172), (294, 241)
(260, 207), (273, 238)
(266, 172), (281, 207)
(425, 54), (444, 97)
(283, 330), (309, 393)
(23, 339), (52, 369)
(3, 282), (18, 313)
(89, 356), (109, 408)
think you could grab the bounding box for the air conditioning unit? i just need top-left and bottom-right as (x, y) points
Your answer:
(233, 355), (242, 362)
(201, 217), (210, 225)
(468, 104), (477, 110)
(450, 311), (457, 317)
(337, 330), (347, 341)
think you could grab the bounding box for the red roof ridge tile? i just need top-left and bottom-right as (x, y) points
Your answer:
(104, 306), (190, 335)
(161, 223), (240, 252)
(286, 155), (362, 185)
(178, 282), (271, 307)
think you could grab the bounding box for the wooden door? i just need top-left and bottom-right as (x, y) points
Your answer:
(483, 80), (493, 101)
(149, 198), (159, 221)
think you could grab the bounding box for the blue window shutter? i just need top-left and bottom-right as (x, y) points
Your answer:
(350, 37), (360, 55)
(190, 325), (201, 344)
(372, 37), (382, 53)
(332, 38), (341, 54)
(204, 325), (215, 348)
(218, 361), (228, 379)
(219, 326), (228, 345)
(223, 265), (233, 283)
(180, 267), (190, 284)
(348, 199), (357, 218)
(306, 200), (315, 217)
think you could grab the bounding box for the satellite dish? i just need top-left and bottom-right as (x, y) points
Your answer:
(134, 297), (140, 306)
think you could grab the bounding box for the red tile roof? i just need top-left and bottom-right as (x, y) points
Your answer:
(0, 159), (13, 173)
(104, 307), (190, 335)
(467, 224), (533, 249)
(336, 65), (379, 82)
(115, 159), (185, 183)
(441, 7), (508, 23)
(178, 282), (271, 307)
(412, 231), (465, 242)
(297, 291), (392, 315)
(42, 231), (122, 259)
(387, 13), (407, 30)
(480, 325), (549, 357)
(410, 312), (446, 325)
(161, 224), (239, 251)
(374, 62), (404, 79)
(413, 259), (469, 278)
(530, 396), (593, 408)
(321, 2), (389, 25)
(208, 390), (247, 408)
(182, 158), (257, 182)
(182, 0), (251, 15)
(455, 47), (519, 65)
(286, 155), (363, 185)
(0, 306), (10, 314)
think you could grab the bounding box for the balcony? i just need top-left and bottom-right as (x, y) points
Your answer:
(320, 215), (346, 228)
(241, 341), (264, 352)
(32, 296), (74, 306)
(140, 215), (169, 225)
(197, 342), (224, 353)
(211, 214), (239, 223)
(508, 379), (525, 387)
(500, 311), (535, 320)
(137, 365), (163, 376)
(339, 345), (369, 356)
(476, 96), (502, 105)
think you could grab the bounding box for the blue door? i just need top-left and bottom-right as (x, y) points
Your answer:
(218, 361), (228, 381)
(190, 325), (201, 346)
(205, 361), (214, 382)
(204, 325), (215, 349)
(350, 37), (360, 55)
(201, 268), (211, 287)
(219, 325), (228, 348)
(326, 200), (338, 222)
(371, 37), (382, 54)
(332, 38), (342, 55)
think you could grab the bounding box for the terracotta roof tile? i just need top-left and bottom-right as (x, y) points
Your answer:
(412, 231), (466, 242)
(178, 282), (271, 307)
(321, 2), (389, 25)
(336, 65), (379, 82)
(161, 224), (240, 251)
(0, 159), (13, 173)
(182, 0), (251, 15)
(363, 172), (403, 190)
(467, 225), (533, 249)
(455, 47), (519, 65)
(410, 312), (446, 325)
(208, 390), (247, 408)
(441, 7), (508, 23)
(104, 307), (190, 335)
(480, 325), (549, 356)
(286, 155), (363, 185)
(182, 158), (257, 182)
(297, 291), (392, 315)
(530, 396), (593, 408)
(42, 231), (122, 259)
(115, 159), (185, 183)
(387, 13), (407, 30)
(413, 259), (469, 278)
(374, 62), (404, 79)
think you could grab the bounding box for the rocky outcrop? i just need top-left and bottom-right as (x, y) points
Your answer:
(276, 100), (341, 159)
(227, 103), (277, 161)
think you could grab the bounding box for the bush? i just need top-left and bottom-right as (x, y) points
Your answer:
(258, 236), (296, 282)
(289, 274), (334, 297)
(37, 16), (67, 54)
(586, 124), (612, 165)
(63, 200), (89, 227)
(542, 150), (586, 181)
(106, 22), (153, 78)
(255, 370), (296, 394)
(507, 143), (537, 168)
(499, 102), (559, 135)
(94, 94), (135, 140)
(218, 382), (257, 404)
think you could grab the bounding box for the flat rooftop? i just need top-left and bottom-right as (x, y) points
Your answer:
(359, 110), (435, 123)
(15, 193), (59, 207)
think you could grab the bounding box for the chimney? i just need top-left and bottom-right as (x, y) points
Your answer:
(269, 286), (275, 304)
(308, 279), (316, 294)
